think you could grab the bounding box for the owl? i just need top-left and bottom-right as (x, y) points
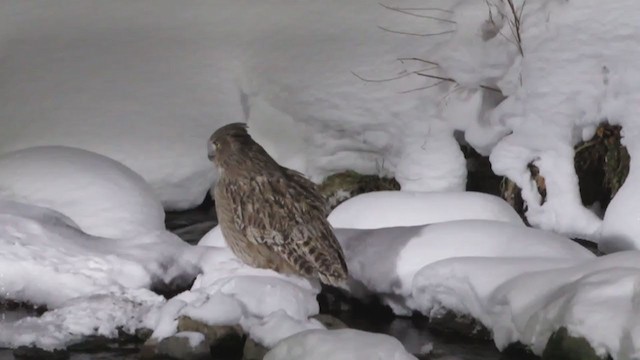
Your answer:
(207, 123), (348, 286)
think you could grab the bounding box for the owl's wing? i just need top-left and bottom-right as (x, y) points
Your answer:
(240, 172), (347, 286)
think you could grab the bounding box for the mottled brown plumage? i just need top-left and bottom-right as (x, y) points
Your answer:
(207, 122), (348, 286)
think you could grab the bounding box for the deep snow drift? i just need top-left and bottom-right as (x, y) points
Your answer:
(0, 0), (461, 210)
(0, 146), (166, 239)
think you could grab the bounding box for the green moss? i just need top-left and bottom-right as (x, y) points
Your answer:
(319, 170), (400, 209)
(542, 327), (610, 360)
(574, 124), (629, 209)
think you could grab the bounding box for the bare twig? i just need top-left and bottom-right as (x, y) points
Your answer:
(379, 3), (457, 23)
(399, 80), (446, 94)
(391, 7), (453, 13)
(350, 67), (437, 83)
(378, 26), (454, 37)
(416, 72), (502, 93)
(397, 57), (439, 66)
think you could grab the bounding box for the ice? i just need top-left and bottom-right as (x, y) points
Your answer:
(329, 191), (523, 229)
(0, 146), (165, 239)
(264, 329), (418, 360)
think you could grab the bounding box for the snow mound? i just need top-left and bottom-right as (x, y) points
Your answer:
(329, 191), (522, 229)
(150, 246), (323, 347)
(0, 201), (194, 308)
(197, 225), (226, 248)
(0, 201), (202, 349)
(407, 250), (640, 359)
(1, 288), (163, 350)
(488, 251), (640, 357)
(335, 220), (593, 314)
(264, 329), (417, 360)
(0, 146), (165, 239)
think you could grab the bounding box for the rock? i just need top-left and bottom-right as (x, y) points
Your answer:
(242, 314), (347, 360)
(177, 316), (244, 345)
(319, 170), (399, 210)
(542, 327), (610, 360)
(427, 308), (491, 341)
(141, 317), (245, 359)
(156, 332), (210, 360)
(242, 338), (269, 360)
(312, 314), (348, 330)
(178, 316), (245, 360)
(13, 346), (69, 360)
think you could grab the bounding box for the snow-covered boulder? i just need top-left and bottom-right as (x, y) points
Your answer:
(0, 201), (201, 350)
(329, 191), (523, 229)
(0, 146), (165, 239)
(264, 329), (417, 360)
(149, 246), (324, 349)
(487, 252), (640, 358)
(336, 220), (593, 314)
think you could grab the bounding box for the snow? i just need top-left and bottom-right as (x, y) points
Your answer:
(149, 246), (324, 348)
(197, 225), (226, 248)
(405, 249), (640, 359)
(0, 200), (201, 349)
(0, 146), (165, 239)
(335, 220), (593, 314)
(329, 191), (523, 229)
(264, 329), (418, 360)
(1, 288), (163, 350)
(4, 0), (640, 357)
(0, 0), (464, 210)
(175, 331), (206, 348)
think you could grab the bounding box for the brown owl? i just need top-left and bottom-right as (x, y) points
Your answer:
(207, 123), (348, 286)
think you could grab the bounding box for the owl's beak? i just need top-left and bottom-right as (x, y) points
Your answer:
(207, 141), (216, 161)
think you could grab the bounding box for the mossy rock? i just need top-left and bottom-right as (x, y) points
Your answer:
(542, 327), (610, 360)
(319, 170), (399, 210)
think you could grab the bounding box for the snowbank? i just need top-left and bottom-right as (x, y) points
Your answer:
(329, 191), (522, 229)
(423, 0), (640, 241)
(335, 220), (593, 313)
(408, 250), (640, 359)
(264, 329), (418, 360)
(0, 201), (199, 349)
(0, 0), (465, 210)
(0, 146), (165, 239)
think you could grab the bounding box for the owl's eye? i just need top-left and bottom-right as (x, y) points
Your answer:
(214, 141), (220, 149)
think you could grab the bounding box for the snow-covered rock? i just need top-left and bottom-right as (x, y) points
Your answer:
(0, 146), (165, 239)
(407, 250), (640, 359)
(264, 329), (418, 360)
(0, 201), (194, 308)
(335, 220), (593, 313)
(329, 191), (522, 229)
(149, 246), (324, 348)
(0, 201), (202, 350)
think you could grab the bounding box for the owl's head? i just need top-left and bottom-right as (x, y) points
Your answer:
(207, 122), (254, 167)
